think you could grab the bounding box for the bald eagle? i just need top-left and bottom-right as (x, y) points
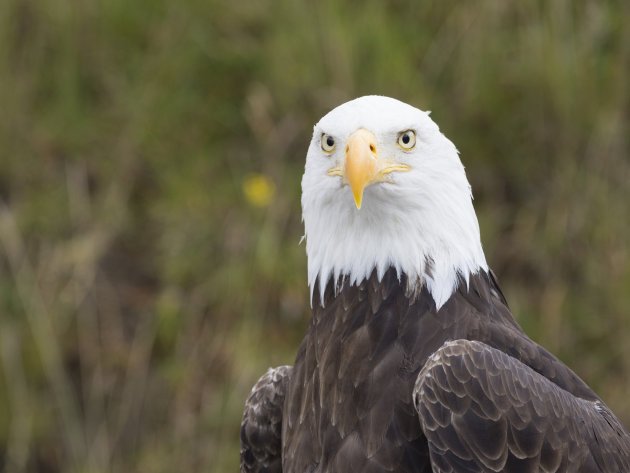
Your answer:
(240, 96), (630, 472)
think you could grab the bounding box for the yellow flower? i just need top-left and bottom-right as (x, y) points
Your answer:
(243, 173), (276, 207)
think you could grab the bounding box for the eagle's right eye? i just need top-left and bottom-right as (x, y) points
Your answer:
(321, 134), (335, 153)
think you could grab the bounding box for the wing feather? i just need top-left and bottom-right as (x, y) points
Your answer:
(414, 339), (630, 472)
(240, 366), (292, 473)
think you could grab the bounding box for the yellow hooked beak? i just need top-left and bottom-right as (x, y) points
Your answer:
(328, 128), (411, 209)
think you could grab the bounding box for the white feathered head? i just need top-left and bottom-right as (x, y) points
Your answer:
(302, 96), (487, 308)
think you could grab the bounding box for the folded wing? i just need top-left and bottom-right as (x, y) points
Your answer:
(413, 339), (630, 472)
(240, 366), (292, 473)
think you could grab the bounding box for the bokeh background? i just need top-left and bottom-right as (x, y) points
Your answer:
(0, 0), (629, 471)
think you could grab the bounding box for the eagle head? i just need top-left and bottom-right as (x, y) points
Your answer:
(302, 96), (487, 309)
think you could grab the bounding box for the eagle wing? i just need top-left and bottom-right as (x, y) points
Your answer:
(240, 365), (292, 473)
(413, 339), (630, 472)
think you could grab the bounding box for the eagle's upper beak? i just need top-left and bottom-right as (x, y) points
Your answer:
(329, 128), (411, 209)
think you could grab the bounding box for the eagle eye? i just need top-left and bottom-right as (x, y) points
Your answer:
(321, 134), (335, 153)
(397, 130), (416, 150)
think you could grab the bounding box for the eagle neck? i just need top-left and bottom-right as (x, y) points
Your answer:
(312, 267), (499, 320)
(303, 182), (488, 310)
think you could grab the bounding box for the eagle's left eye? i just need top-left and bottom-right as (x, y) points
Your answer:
(397, 130), (416, 149)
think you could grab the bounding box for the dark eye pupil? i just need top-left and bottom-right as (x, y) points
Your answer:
(402, 134), (410, 144)
(326, 137), (334, 147)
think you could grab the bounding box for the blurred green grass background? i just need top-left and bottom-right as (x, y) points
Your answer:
(0, 0), (629, 471)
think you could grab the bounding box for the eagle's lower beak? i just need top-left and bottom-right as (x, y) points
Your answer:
(343, 129), (411, 209)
